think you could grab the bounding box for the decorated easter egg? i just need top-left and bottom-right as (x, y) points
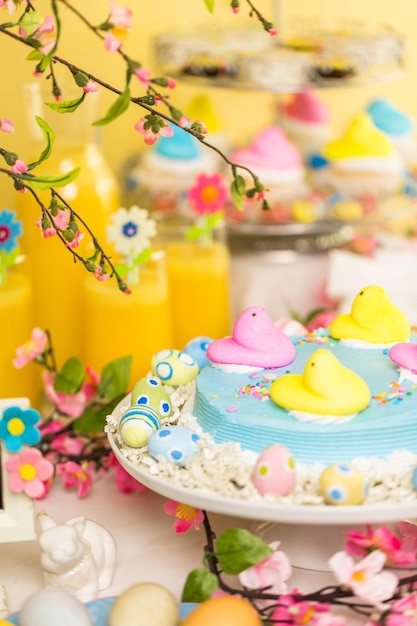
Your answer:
(18, 589), (93, 626)
(147, 425), (201, 466)
(252, 444), (296, 496)
(320, 463), (366, 505)
(130, 375), (173, 418)
(182, 595), (262, 626)
(119, 405), (160, 448)
(184, 336), (214, 370)
(108, 582), (179, 626)
(151, 349), (199, 386)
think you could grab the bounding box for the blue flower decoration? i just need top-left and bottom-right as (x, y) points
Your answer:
(0, 209), (23, 253)
(0, 405), (41, 453)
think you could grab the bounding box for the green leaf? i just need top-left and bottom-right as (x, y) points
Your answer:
(98, 356), (132, 401)
(230, 180), (244, 211)
(93, 88), (131, 127)
(181, 568), (218, 603)
(27, 116), (55, 171)
(133, 248), (152, 266)
(26, 49), (43, 61)
(46, 93), (86, 114)
(72, 392), (126, 434)
(203, 0), (215, 12)
(17, 168), (80, 190)
(216, 528), (272, 575)
(54, 357), (85, 394)
(19, 10), (43, 36)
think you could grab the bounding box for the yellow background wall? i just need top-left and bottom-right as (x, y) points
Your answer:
(1, 0), (417, 211)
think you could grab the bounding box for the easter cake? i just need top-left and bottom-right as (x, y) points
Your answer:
(106, 286), (417, 507)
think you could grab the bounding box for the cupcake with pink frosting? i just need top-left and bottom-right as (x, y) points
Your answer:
(280, 91), (332, 161)
(226, 125), (307, 221)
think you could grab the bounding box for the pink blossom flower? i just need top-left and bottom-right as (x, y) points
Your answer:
(188, 173), (228, 216)
(0, 0), (22, 15)
(10, 159), (28, 174)
(66, 230), (84, 249)
(32, 15), (57, 55)
(398, 521), (417, 555)
(386, 594), (417, 626)
(178, 114), (190, 128)
(238, 541), (292, 598)
(0, 117), (14, 133)
(270, 591), (339, 626)
(36, 216), (56, 237)
(83, 79), (99, 93)
(93, 265), (110, 281)
(13, 327), (48, 368)
(134, 118), (174, 145)
(114, 462), (147, 494)
(6, 448), (54, 499)
(42, 366), (99, 418)
(269, 28), (278, 36)
(167, 78), (176, 89)
(345, 525), (417, 567)
(104, 1), (132, 52)
(57, 461), (93, 498)
(134, 67), (151, 88)
(53, 209), (70, 230)
(328, 550), (398, 609)
(164, 500), (204, 533)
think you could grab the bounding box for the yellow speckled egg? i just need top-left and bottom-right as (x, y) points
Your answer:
(108, 582), (179, 626)
(320, 463), (366, 505)
(182, 595), (262, 626)
(151, 349), (199, 386)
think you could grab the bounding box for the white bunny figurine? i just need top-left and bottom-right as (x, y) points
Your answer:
(37, 511), (117, 603)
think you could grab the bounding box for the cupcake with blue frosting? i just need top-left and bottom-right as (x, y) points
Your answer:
(366, 98), (417, 168)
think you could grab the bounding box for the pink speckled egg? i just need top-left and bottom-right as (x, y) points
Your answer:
(252, 444), (296, 496)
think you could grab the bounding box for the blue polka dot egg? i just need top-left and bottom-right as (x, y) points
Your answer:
(119, 405), (160, 448)
(130, 376), (172, 419)
(151, 349), (199, 386)
(147, 426), (201, 466)
(183, 336), (214, 370)
(320, 463), (366, 506)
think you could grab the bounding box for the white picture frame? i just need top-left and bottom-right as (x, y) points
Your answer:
(0, 397), (36, 543)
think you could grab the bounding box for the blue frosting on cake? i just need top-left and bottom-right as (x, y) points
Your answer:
(155, 123), (201, 160)
(193, 330), (417, 465)
(367, 98), (414, 137)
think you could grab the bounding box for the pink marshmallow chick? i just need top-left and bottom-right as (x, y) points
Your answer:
(207, 306), (296, 368)
(389, 342), (417, 374)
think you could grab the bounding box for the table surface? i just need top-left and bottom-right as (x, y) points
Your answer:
(0, 471), (345, 619)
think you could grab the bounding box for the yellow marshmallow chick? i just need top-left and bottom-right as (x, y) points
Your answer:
(270, 349), (371, 416)
(330, 286), (410, 344)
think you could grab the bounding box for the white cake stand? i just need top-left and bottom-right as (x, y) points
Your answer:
(109, 431), (417, 573)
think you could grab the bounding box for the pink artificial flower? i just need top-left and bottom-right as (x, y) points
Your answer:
(269, 28), (278, 36)
(65, 230), (84, 249)
(178, 114), (190, 128)
(134, 67), (151, 88)
(397, 521), (417, 555)
(0, 0), (22, 15)
(42, 366), (100, 418)
(134, 118), (174, 145)
(36, 216), (56, 237)
(57, 461), (93, 498)
(386, 593), (417, 626)
(114, 462), (147, 494)
(167, 78), (176, 89)
(345, 525), (417, 567)
(53, 209), (70, 230)
(188, 173), (228, 216)
(192, 119), (207, 134)
(0, 117), (14, 133)
(13, 327), (48, 368)
(83, 79), (99, 93)
(270, 591), (340, 626)
(93, 265), (110, 281)
(6, 448), (54, 499)
(104, 1), (132, 52)
(32, 15), (57, 56)
(306, 310), (338, 332)
(164, 500), (205, 533)
(328, 550), (398, 610)
(10, 159), (28, 174)
(238, 541), (292, 599)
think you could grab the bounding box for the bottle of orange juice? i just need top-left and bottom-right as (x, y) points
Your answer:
(15, 82), (121, 364)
